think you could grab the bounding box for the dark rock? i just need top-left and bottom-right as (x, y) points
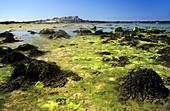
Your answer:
(2, 36), (16, 43)
(16, 44), (38, 51)
(49, 30), (70, 39)
(119, 68), (170, 101)
(28, 30), (37, 34)
(0, 31), (14, 38)
(39, 28), (55, 34)
(0, 31), (20, 43)
(29, 49), (45, 57)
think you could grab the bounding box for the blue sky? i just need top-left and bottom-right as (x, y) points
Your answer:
(0, 0), (170, 21)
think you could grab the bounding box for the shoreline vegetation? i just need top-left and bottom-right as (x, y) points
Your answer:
(0, 22), (170, 110)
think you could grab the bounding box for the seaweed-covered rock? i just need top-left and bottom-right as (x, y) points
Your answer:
(1, 51), (27, 64)
(39, 28), (55, 34)
(119, 68), (170, 101)
(29, 49), (45, 57)
(16, 44), (38, 51)
(49, 30), (70, 39)
(9, 59), (82, 88)
(74, 29), (92, 36)
(0, 46), (13, 57)
(0, 31), (19, 43)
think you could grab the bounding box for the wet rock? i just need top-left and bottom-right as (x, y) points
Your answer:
(49, 30), (70, 39)
(28, 30), (37, 34)
(0, 31), (20, 43)
(29, 49), (45, 57)
(16, 44), (38, 51)
(39, 28), (55, 34)
(119, 68), (170, 101)
(1, 51), (27, 64)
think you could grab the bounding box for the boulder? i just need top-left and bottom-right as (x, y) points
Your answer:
(49, 30), (70, 39)
(39, 28), (55, 34)
(0, 31), (18, 43)
(7, 59), (82, 89)
(119, 68), (170, 101)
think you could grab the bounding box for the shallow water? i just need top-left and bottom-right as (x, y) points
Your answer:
(0, 23), (170, 49)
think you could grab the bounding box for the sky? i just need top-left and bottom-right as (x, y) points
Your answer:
(0, 0), (170, 21)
